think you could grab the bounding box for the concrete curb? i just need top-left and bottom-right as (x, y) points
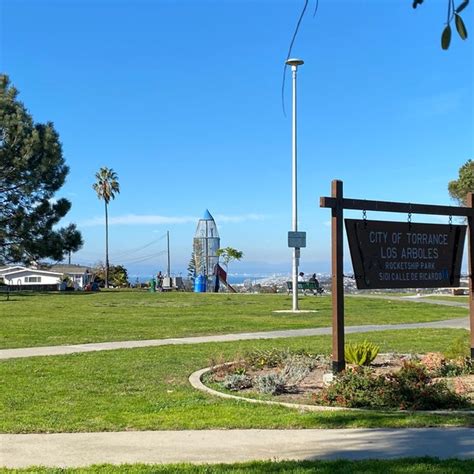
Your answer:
(189, 366), (347, 412)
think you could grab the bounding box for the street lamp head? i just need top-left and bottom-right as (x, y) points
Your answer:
(285, 58), (304, 67)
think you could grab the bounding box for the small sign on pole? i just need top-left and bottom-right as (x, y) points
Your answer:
(288, 231), (306, 248)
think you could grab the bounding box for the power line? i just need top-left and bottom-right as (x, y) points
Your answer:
(111, 233), (167, 259)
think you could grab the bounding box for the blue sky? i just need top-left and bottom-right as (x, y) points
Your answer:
(1, 0), (473, 277)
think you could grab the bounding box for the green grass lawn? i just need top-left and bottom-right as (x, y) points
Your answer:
(1, 329), (472, 434)
(3, 458), (474, 473)
(0, 292), (467, 349)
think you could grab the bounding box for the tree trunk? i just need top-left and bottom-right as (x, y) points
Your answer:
(105, 200), (109, 289)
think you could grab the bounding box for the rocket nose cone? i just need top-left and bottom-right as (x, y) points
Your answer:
(203, 209), (214, 220)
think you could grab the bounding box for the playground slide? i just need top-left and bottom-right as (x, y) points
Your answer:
(215, 264), (237, 293)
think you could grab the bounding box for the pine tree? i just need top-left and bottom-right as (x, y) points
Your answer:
(0, 75), (82, 264)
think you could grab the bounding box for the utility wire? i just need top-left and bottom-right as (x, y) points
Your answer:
(118, 250), (167, 265)
(281, 0), (319, 116)
(111, 233), (167, 259)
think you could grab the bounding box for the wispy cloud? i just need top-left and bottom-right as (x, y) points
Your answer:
(214, 213), (266, 223)
(80, 213), (266, 227)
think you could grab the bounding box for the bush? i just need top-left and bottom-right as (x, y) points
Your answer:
(345, 340), (380, 366)
(314, 362), (470, 410)
(314, 366), (386, 409)
(222, 374), (252, 391)
(281, 355), (313, 387)
(255, 373), (287, 395)
(438, 357), (474, 377)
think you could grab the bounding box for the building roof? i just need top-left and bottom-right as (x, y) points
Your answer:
(3, 268), (63, 277)
(0, 266), (26, 275)
(48, 264), (91, 274)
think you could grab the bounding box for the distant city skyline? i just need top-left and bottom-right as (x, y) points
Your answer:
(2, 0), (472, 277)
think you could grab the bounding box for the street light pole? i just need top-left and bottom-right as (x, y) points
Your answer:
(286, 58), (304, 312)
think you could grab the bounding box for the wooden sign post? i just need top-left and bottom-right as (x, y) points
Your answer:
(321, 179), (474, 373)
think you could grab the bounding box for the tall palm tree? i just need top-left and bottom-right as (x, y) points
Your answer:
(93, 167), (120, 288)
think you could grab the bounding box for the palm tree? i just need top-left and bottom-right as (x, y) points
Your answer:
(93, 167), (120, 288)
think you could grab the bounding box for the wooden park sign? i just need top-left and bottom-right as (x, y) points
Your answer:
(345, 219), (466, 289)
(320, 180), (474, 373)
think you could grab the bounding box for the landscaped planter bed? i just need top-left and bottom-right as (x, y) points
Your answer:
(192, 350), (474, 412)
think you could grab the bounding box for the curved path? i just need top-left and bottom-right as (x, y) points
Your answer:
(0, 297), (469, 360)
(0, 317), (468, 360)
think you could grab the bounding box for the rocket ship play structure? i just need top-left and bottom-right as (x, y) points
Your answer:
(193, 209), (236, 293)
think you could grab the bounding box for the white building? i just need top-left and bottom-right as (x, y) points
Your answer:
(49, 265), (93, 289)
(2, 267), (63, 286)
(0, 266), (26, 281)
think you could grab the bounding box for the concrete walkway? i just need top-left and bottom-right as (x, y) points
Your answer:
(0, 295), (469, 360)
(0, 316), (468, 360)
(2, 428), (473, 467)
(354, 294), (469, 308)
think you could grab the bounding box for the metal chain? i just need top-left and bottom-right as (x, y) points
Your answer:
(408, 205), (412, 229)
(362, 210), (367, 227)
(449, 215), (453, 230)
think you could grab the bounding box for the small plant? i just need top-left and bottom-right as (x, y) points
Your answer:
(281, 355), (313, 387)
(245, 348), (291, 369)
(439, 357), (474, 377)
(345, 340), (380, 366)
(233, 366), (247, 376)
(255, 373), (287, 395)
(222, 373), (252, 391)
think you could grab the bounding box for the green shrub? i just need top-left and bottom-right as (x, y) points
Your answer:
(222, 373), (252, 391)
(345, 340), (380, 366)
(255, 373), (287, 395)
(438, 357), (474, 377)
(281, 356), (313, 387)
(314, 362), (470, 410)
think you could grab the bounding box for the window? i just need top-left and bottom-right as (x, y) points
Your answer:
(25, 276), (41, 283)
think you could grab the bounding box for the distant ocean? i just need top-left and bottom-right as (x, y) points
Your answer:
(227, 275), (259, 285)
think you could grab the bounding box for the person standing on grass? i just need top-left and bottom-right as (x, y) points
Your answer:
(157, 271), (163, 291)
